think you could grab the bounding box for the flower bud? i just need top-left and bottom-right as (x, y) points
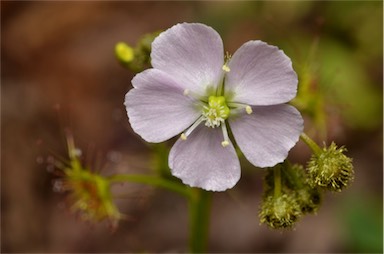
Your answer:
(307, 142), (354, 192)
(115, 42), (135, 66)
(115, 31), (161, 72)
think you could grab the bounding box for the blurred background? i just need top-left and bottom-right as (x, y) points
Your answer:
(1, 1), (382, 253)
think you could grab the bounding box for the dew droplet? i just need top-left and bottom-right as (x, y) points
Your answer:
(53, 180), (64, 192)
(46, 164), (55, 173)
(36, 156), (44, 164)
(73, 148), (82, 157)
(46, 156), (55, 164)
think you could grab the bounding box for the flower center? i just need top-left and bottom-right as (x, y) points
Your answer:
(202, 96), (230, 128)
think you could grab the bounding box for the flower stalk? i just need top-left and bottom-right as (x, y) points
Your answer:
(108, 175), (212, 252)
(108, 174), (191, 198)
(274, 166), (282, 198)
(300, 132), (322, 156)
(189, 188), (212, 253)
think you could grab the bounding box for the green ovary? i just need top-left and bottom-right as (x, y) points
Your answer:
(202, 96), (230, 128)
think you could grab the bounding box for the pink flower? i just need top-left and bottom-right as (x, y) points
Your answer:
(125, 23), (303, 191)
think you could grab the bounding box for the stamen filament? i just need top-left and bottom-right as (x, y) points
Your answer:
(180, 116), (205, 140)
(221, 122), (230, 147)
(183, 89), (204, 101)
(227, 102), (253, 114)
(217, 52), (232, 96)
(216, 66), (229, 96)
(216, 78), (224, 97)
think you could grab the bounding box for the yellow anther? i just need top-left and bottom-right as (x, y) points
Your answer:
(180, 133), (187, 140)
(183, 89), (189, 96)
(222, 64), (230, 72)
(221, 140), (229, 147)
(246, 105), (253, 114)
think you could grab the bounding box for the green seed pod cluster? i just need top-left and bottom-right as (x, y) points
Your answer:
(307, 142), (354, 192)
(295, 186), (321, 214)
(285, 164), (322, 214)
(259, 194), (302, 229)
(260, 134), (355, 231)
(260, 163), (322, 229)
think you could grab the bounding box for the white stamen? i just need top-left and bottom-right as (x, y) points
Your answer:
(183, 89), (206, 103)
(245, 105), (253, 114)
(228, 102), (253, 115)
(182, 116), (205, 140)
(221, 123), (230, 148)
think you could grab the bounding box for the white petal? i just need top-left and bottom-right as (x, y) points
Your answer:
(229, 104), (303, 168)
(151, 23), (224, 98)
(225, 40), (298, 105)
(169, 124), (240, 191)
(124, 69), (201, 143)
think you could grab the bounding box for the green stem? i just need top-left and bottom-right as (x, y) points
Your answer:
(151, 143), (172, 177)
(108, 174), (191, 198)
(300, 132), (322, 156)
(189, 188), (212, 253)
(274, 166), (282, 198)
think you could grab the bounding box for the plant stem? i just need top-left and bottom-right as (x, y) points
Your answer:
(189, 188), (212, 253)
(274, 166), (282, 198)
(108, 174), (191, 198)
(151, 143), (172, 178)
(300, 132), (322, 156)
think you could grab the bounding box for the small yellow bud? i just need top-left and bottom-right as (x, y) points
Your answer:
(115, 42), (135, 64)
